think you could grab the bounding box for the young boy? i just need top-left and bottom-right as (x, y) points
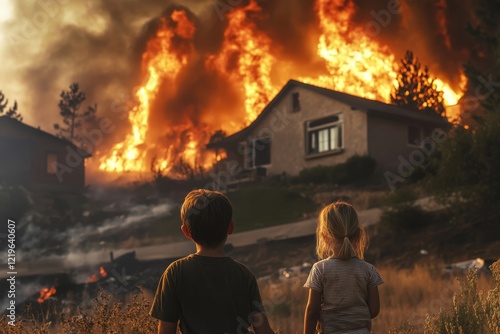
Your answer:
(150, 189), (275, 334)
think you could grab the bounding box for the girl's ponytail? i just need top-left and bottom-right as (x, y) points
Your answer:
(337, 235), (356, 260)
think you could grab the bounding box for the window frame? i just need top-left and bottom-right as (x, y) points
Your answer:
(243, 136), (272, 169)
(305, 114), (344, 158)
(407, 125), (423, 147)
(46, 152), (58, 175)
(291, 92), (301, 112)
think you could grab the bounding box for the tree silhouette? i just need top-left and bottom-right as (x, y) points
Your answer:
(464, 0), (500, 115)
(0, 91), (23, 121)
(209, 129), (227, 161)
(391, 51), (446, 117)
(54, 83), (97, 145)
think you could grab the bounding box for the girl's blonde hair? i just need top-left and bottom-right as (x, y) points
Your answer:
(316, 201), (368, 260)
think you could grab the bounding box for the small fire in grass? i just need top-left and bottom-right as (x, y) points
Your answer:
(37, 287), (56, 303)
(85, 266), (108, 283)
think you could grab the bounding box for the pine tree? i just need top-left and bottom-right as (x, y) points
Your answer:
(391, 50), (446, 117)
(463, 0), (500, 114)
(0, 91), (23, 121)
(426, 0), (500, 224)
(54, 83), (97, 145)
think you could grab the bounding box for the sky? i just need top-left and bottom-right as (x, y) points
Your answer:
(0, 0), (175, 130)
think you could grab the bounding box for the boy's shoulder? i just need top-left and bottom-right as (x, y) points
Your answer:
(165, 254), (254, 275)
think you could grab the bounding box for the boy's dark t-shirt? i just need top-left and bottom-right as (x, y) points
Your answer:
(150, 254), (263, 334)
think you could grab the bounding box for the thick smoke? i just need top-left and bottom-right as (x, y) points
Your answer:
(350, 0), (476, 90)
(2, 0), (172, 132)
(3, 0), (478, 155)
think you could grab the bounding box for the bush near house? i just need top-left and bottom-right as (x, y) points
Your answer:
(295, 155), (376, 185)
(380, 187), (430, 232)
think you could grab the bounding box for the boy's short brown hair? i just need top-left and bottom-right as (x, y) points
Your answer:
(180, 189), (232, 248)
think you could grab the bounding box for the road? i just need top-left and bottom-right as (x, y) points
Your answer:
(0, 205), (383, 279)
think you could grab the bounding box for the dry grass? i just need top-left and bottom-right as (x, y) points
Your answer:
(259, 263), (496, 333)
(1, 262), (497, 333)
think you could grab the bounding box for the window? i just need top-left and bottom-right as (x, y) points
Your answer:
(291, 92), (301, 112)
(46, 153), (58, 174)
(408, 125), (422, 146)
(245, 137), (271, 168)
(306, 115), (343, 155)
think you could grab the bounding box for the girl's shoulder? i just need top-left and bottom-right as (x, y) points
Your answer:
(315, 257), (379, 271)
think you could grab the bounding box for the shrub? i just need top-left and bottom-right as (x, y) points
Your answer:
(381, 205), (429, 231)
(340, 155), (377, 184)
(380, 187), (429, 231)
(295, 155), (376, 185)
(296, 165), (332, 184)
(424, 260), (500, 334)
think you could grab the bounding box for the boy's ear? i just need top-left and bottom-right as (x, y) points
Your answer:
(181, 224), (191, 239)
(227, 220), (234, 235)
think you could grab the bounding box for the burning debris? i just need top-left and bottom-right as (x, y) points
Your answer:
(1, 251), (158, 319)
(84, 266), (108, 284)
(37, 287), (57, 304)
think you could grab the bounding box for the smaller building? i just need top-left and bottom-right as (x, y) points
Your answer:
(208, 80), (449, 185)
(0, 116), (90, 192)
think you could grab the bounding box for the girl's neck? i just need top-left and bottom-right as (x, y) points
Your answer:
(333, 244), (342, 255)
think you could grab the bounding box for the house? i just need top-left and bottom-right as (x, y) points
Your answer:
(0, 116), (90, 192)
(207, 80), (449, 185)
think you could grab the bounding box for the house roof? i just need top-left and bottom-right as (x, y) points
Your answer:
(0, 116), (91, 158)
(207, 79), (449, 148)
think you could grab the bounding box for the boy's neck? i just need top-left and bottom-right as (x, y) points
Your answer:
(194, 244), (227, 257)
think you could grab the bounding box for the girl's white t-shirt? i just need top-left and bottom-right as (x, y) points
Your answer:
(304, 257), (383, 334)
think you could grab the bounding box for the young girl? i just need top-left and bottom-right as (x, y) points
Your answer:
(303, 202), (383, 334)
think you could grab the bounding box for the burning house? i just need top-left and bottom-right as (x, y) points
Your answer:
(206, 79), (449, 181)
(90, 0), (469, 181)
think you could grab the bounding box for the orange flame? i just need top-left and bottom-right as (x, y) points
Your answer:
(85, 266), (108, 283)
(85, 274), (99, 283)
(302, 0), (462, 106)
(37, 287), (56, 303)
(300, 0), (397, 102)
(206, 0), (276, 124)
(99, 10), (195, 173)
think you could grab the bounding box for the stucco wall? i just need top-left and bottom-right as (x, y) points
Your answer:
(367, 113), (446, 184)
(245, 87), (368, 176)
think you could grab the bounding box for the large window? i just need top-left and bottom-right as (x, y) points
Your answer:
(245, 137), (271, 169)
(306, 114), (343, 155)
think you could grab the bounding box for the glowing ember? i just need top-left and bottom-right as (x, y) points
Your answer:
(37, 287), (56, 303)
(85, 274), (99, 283)
(85, 266), (108, 283)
